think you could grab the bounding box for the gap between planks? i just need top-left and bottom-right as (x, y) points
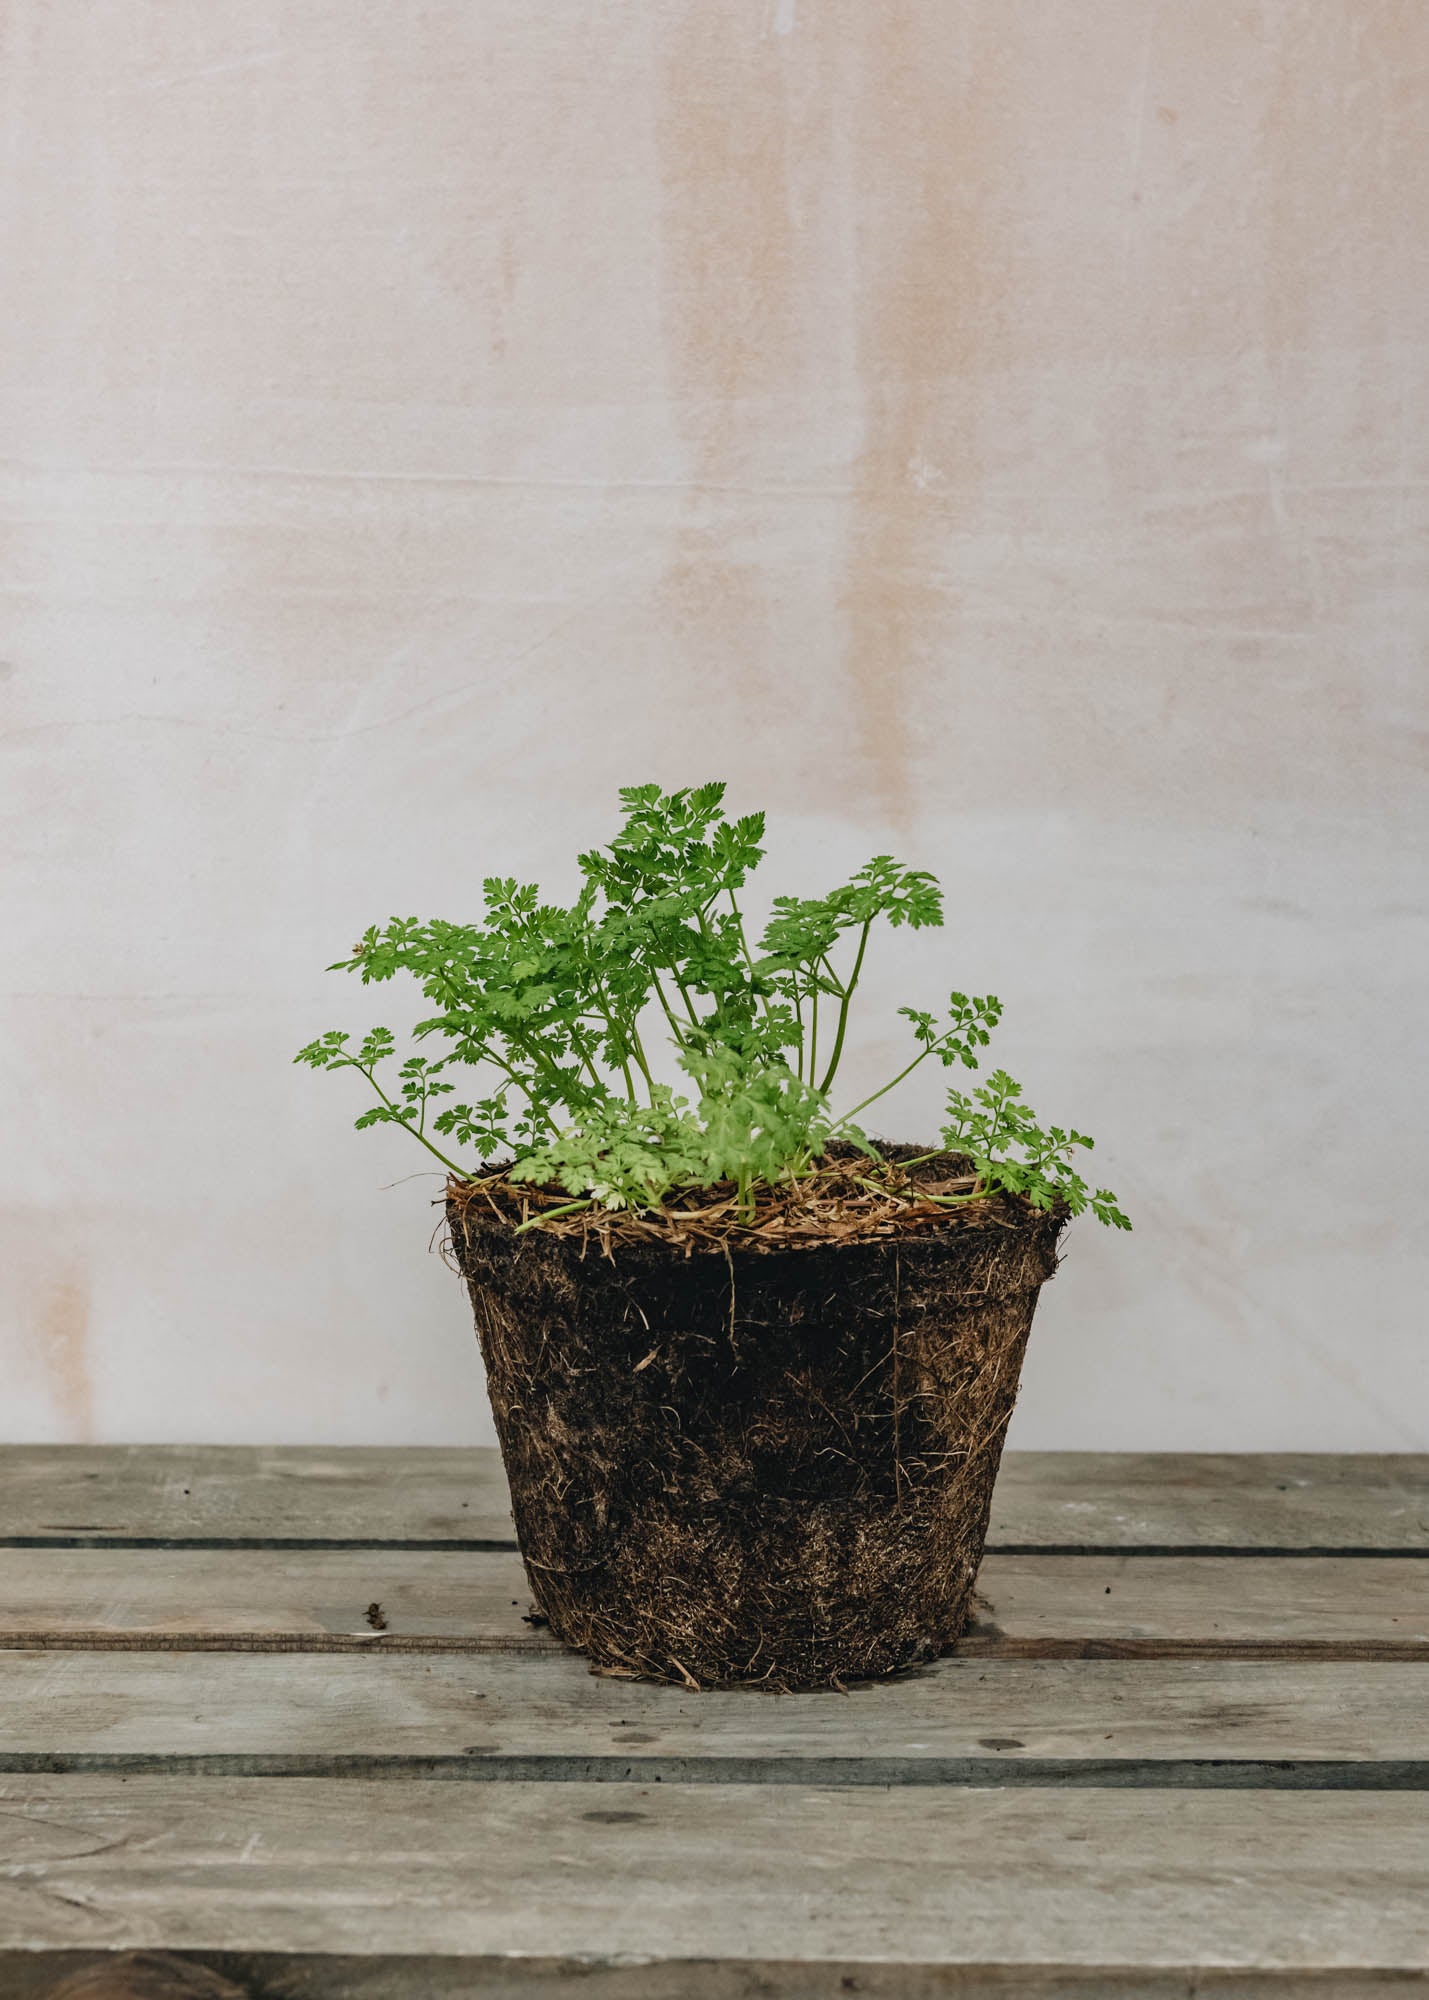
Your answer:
(5, 1535), (1429, 1557)
(7, 1633), (1429, 1662)
(0, 1750), (1427, 1789)
(1, 1967), (1421, 2000)
(1, 1970), (1419, 2000)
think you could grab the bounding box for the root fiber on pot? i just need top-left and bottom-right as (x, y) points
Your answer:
(448, 1150), (1064, 1690)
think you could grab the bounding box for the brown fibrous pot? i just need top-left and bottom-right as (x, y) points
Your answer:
(448, 1151), (1065, 1690)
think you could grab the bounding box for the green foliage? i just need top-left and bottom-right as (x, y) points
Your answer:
(296, 783), (1127, 1229)
(505, 1049), (839, 1221)
(939, 1070), (1131, 1230)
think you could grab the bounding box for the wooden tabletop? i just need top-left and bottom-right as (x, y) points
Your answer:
(1, 1449), (1426, 1996)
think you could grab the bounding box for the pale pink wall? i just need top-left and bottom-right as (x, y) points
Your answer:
(3, 2), (1426, 1445)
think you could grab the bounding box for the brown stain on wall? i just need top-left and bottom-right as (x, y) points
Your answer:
(42, 1273), (95, 1442)
(653, 5), (831, 763)
(652, 3), (1002, 818)
(656, 8), (803, 450)
(1260, 1), (1429, 355)
(841, 5), (999, 824)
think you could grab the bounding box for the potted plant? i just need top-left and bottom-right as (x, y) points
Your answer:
(299, 784), (1127, 1689)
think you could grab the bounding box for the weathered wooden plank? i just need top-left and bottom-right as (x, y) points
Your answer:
(987, 1453), (1429, 1552)
(1, 1651), (1425, 1764)
(4, 1448), (1425, 1550)
(2, 1549), (1425, 1658)
(0, 1778), (1424, 1972)
(0, 1961), (1420, 2000)
(0, 1446), (515, 1546)
(0, 1547), (545, 1648)
(965, 1553), (1429, 1657)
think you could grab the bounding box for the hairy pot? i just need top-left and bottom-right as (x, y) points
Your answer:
(449, 1158), (1063, 1690)
(300, 783), (1124, 1683)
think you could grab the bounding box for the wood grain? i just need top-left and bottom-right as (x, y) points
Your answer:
(2, 1549), (1424, 1658)
(0, 1777), (1424, 1969)
(0, 1446), (515, 1546)
(3, 1453), (1426, 1989)
(985, 1452), (1429, 1552)
(1, 1650), (1426, 1763)
(0, 1547), (543, 1648)
(964, 1553), (1429, 1657)
(4, 1448), (1425, 1550)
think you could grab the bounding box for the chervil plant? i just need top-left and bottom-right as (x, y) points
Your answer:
(297, 783), (1128, 1231)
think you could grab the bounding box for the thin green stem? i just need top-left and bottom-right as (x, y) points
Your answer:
(473, 1048), (561, 1138)
(610, 1046), (636, 1099)
(650, 970), (693, 1049)
(501, 1051), (569, 1135)
(362, 1068), (475, 1180)
(514, 1197), (595, 1236)
(854, 1174), (907, 1202)
(506, 1028), (586, 1116)
(725, 889), (757, 975)
(832, 1017), (974, 1131)
(916, 1181), (1000, 1207)
(627, 1020), (658, 1100)
(672, 969), (702, 1028)
(588, 982), (642, 1102)
(833, 1045), (934, 1130)
(817, 919), (871, 1095)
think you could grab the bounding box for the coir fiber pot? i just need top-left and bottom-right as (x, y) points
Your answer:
(449, 1155), (1064, 1689)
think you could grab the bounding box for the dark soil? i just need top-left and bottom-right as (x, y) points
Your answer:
(447, 1149), (1065, 1690)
